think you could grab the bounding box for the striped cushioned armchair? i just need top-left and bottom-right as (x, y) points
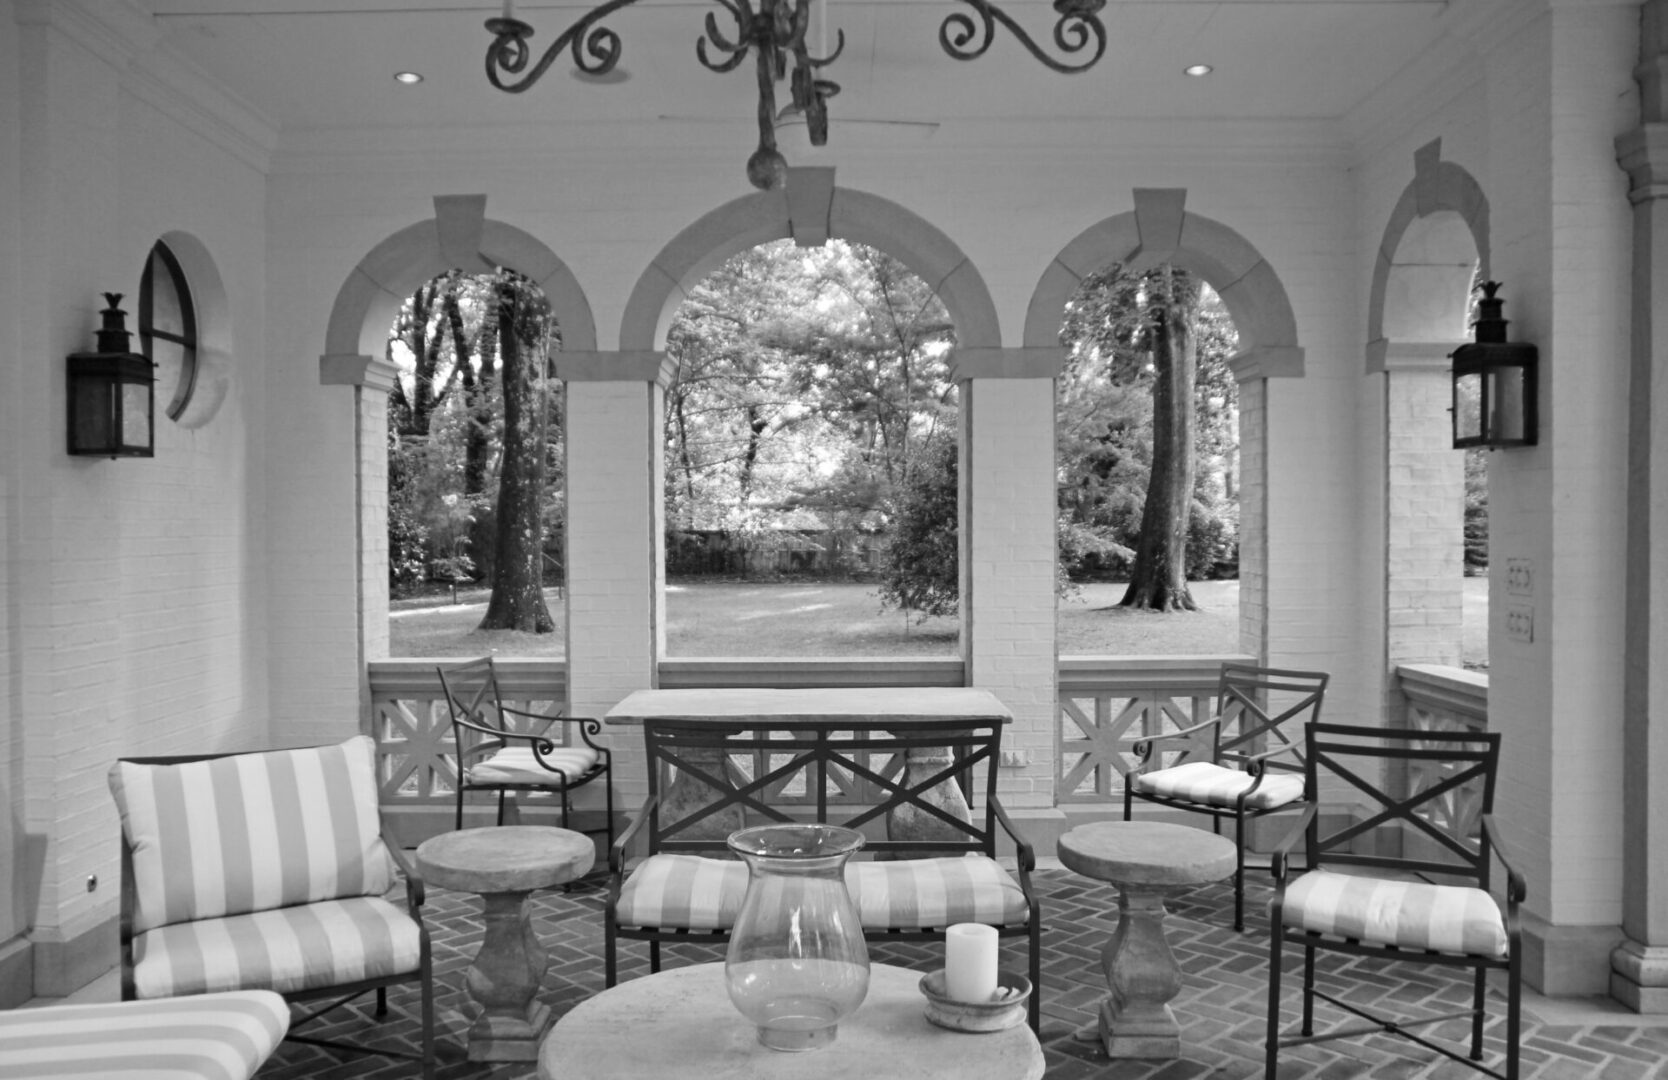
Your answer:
(108, 736), (434, 1079)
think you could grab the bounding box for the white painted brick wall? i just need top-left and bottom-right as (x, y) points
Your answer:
(1385, 369), (1463, 669)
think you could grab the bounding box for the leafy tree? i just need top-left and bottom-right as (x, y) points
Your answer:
(877, 435), (959, 619)
(663, 239), (956, 583)
(1056, 263), (1239, 604)
(385, 268), (563, 632)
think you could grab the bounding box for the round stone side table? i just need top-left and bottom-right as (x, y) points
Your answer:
(1057, 821), (1237, 1060)
(416, 825), (595, 1062)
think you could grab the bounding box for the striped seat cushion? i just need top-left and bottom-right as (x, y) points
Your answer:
(109, 736), (394, 933)
(1133, 760), (1305, 810)
(0, 989), (289, 1080)
(467, 745), (599, 785)
(132, 895), (424, 999)
(1279, 870), (1509, 958)
(614, 854), (1029, 932)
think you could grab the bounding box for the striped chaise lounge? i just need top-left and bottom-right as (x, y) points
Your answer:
(0, 989), (289, 1080)
(108, 735), (434, 1078)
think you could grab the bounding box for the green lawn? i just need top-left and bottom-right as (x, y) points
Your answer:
(388, 577), (1489, 666)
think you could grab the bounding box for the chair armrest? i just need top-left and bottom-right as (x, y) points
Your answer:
(1131, 716), (1223, 769)
(1137, 715), (1223, 745)
(989, 796), (1036, 875)
(1239, 743), (1303, 774)
(1266, 802), (1317, 882)
(609, 794), (658, 877)
(382, 827), (426, 915)
(1480, 814), (1527, 906)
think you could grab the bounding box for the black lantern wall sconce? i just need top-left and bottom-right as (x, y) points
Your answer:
(1450, 281), (1538, 449)
(67, 293), (155, 458)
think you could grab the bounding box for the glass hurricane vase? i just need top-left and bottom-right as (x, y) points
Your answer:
(724, 823), (871, 1051)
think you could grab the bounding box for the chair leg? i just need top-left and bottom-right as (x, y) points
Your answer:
(421, 961), (436, 1080)
(455, 787), (464, 832)
(605, 916), (618, 988)
(375, 986), (388, 1017)
(604, 771), (615, 855)
(496, 789), (508, 826)
(1027, 922), (1041, 1034)
(1471, 967), (1487, 1060)
(1233, 811), (1247, 932)
(650, 940), (662, 974)
(1265, 924), (1284, 1079)
(1301, 944), (1316, 1036)
(1507, 954), (1521, 1080)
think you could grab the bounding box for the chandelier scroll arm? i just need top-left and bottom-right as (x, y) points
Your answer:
(484, 0), (648, 91)
(939, 0), (1107, 75)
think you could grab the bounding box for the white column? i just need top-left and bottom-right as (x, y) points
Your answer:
(557, 351), (672, 806)
(954, 348), (1063, 820)
(1613, 9), (1668, 1006)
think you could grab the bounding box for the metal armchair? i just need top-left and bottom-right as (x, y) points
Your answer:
(1264, 721), (1523, 1080)
(1123, 662), (1329, 930)
(437, 656), (613, 852)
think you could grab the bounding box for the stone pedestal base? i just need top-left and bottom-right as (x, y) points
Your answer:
(1098, 885), (1184, 1058)
(465, 890), (554, 1061)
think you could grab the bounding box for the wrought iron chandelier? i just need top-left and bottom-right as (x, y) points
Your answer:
(485, 0), (1108, 191)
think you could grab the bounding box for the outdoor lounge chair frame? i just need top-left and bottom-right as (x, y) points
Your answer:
(117, 749), (436, 1080)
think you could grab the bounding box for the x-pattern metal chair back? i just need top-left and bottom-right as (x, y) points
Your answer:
(1213, 664), (1329, 773)
(1304, 721), (1501, 884)
(644, 720), (998, 855)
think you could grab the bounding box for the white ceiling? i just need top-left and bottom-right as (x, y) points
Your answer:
(145, 0), (1461, 138)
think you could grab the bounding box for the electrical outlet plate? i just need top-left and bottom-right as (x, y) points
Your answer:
(1505, 604), (1533, 643)
(1506, 558), (1533, 597)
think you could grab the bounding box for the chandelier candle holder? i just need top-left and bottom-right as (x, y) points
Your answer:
(484, 0), (1107, 191)
(723, 824), (870, 1051)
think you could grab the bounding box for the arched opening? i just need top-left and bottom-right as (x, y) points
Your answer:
(1055, 262), (1242, 655)
(1366, 142), (1490, 675)
(385, 268), (566, 656)
(659, 238), (960, 658)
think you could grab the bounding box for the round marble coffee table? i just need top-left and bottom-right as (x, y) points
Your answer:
(1057, 820), (1237, 1060)
(537, 962), (1044, 1080)
(416, 825), (594, 1062)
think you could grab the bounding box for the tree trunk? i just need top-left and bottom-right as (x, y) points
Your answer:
(480, 287), (555, 632)
(1121, 267), (1199, 611)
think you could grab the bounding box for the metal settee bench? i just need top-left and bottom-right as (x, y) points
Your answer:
(600, 687), (1042, 1032)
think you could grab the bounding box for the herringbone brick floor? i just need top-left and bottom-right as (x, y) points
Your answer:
(256, 870), (1668, 1079)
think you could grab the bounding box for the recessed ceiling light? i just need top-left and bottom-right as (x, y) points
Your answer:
(394, 71), (424, 85)
(1184, 64), (1213, 77)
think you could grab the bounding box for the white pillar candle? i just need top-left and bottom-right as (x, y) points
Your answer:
(944, 923), (999, 1003)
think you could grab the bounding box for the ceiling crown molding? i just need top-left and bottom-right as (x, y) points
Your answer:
(15, 0), (160, 69)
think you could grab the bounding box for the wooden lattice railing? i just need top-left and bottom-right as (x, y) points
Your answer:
(366, 656), (1490, 823)
(1056, 655), (1255, 803)
(1396, 662), (1490, 840)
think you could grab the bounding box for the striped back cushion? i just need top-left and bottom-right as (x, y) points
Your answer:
(109, 736), (394, 934)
